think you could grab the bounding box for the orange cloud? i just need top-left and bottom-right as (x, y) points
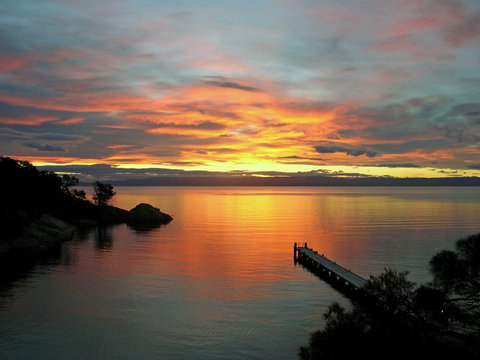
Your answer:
(0, 115), (58, 125)
(56, 117), (86, 125)
(106, 144), (138, 150)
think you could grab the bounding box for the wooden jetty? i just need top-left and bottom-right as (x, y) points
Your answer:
(294, 242), (367, 296)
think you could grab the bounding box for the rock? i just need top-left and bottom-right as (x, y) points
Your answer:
(127, 203), (173, 226)
(0, 214), (76, 260)
(25, 214), (76, 243)
(0, 202), (173, 261)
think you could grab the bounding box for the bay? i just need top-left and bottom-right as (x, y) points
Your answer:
(1, 186), (479, 360)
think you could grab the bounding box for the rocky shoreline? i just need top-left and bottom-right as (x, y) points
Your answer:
(0, 203), (173, 261)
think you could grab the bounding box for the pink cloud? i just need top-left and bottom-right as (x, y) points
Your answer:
(0, 53), (33, 72)
(0, 115), (58, 125)
(56, 117), (86, 125)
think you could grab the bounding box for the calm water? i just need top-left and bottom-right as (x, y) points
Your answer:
(1, 187), (479, 360)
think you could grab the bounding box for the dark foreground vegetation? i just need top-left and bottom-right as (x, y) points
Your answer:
(0, 156), (172, 260)
(299, 233), (480, 360)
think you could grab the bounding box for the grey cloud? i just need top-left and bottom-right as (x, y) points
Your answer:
(467, 164), (480, 170)
(314, 144), (378, 157)
(0, 76), (59, 99)
(442, 10), (480, 47)
(23, 142), (65, 152)
(370, 163), (420, 168)
(36, 164), (247, 182)
(128, 111), (178, 117)
(280, 155), (324, 161)
(464, 111), (480, 120)
(206, 148), (238, 153)
(202, 110), (241, 120)
(347, 148), (378, 157)
(280, 100), (335, 113)
(152, 121), (226, 130)
(204, 80), (261, 93)
(202, 76), (262, 93)
(35, 164), (372, 183)
(263, 119), (287, 128)
(0, 127), (27, 140)
(326, 129), (356, 140)
(34, 133), (86, 141)
(372, 139), (449, 154)
(443, 126), (469, 144)
(189, 121), (226, 130)
(151, 103), (241, 120)
(447, 103), (480, 125)
(462, 112), (480, 126)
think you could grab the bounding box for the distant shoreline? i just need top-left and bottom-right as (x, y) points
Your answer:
(80, 176), (480, 187)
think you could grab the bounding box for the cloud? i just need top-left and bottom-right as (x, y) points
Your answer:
(56, 117), (86, 125)
(0, 114), (58, 125)
(0, 127), (27, 140)
(204, 80), (262, 93)
(33, 164), (375, 183)
(34, 133), (86, 141)
(369, 163), (420, 168)
(467, 164), (480, 170)
(23, 142), (65, 152)
(0, 0), (479, 176)
(442, 9), (480, 47)
(314, 144), (378, 157)
(148, 121), (226, 131)
(372, 139), (448, 154)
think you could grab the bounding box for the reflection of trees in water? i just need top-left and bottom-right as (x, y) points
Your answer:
(0, 225), (118, 295)
(94, 226), (113, 250)
(0, 243), (65, 302)
(127, 222), (161, 233)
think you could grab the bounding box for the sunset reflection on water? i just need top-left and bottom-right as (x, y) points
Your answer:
(1, 187), (479, 360)
(111, 186), (480, 283)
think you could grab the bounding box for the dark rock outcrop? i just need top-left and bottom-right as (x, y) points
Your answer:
(127, 203), (173, 227)
(0, 214), (76, 258)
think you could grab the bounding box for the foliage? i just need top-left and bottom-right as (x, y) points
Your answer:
(429, 233), (480, 335)
(299, 234), (480, 360)
(1, 156), (61, 211)
(60, 174), (86, 199)
(362, 269), (416, 316)
(92, 181), (116, 206)
(0, 156), (91, 236)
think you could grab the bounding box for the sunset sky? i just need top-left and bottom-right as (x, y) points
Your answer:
(1, 0), (479, 181)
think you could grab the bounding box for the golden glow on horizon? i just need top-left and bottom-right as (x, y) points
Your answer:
(28, 159), (477, 179)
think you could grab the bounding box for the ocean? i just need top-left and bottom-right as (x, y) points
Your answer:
(1, 186), (479, 359)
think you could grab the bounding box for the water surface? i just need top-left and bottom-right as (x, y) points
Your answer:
(1, 187), (479, 359)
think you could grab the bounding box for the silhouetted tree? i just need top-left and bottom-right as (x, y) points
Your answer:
(92, 181), (115, 206)
(298, 269), (421, 360)
(0, 156), (62, 207)
(413, 285), (449, 329)
(60, 174), (78, 193)
(362, 269), (416, 316)
(429, 233), (480, 336)
(60, 174), (86, 199)
(298, 243), (480, 360)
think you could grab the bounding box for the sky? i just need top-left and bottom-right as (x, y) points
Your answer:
(1, 0), (479, 181)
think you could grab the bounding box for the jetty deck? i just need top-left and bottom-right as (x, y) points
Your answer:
(294, 243), (367, 294)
